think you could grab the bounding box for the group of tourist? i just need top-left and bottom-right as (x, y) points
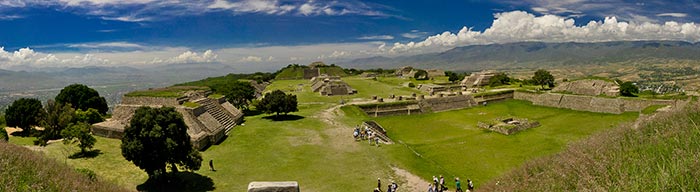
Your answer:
(427, 175), (473, 192)
(374, 178), (399, 192)
(354, 125), (381, 146)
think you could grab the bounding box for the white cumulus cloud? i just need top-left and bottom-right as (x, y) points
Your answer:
(0, 47), (111, 69)
(149, 50), (219, 64)
(657, 13), (688, 18)
(387, 11), (700, 54)
(239, 56), (263, 62)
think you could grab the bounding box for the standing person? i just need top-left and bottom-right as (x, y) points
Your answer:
(209, 159), (215, 171)
(427, 184), (434, 192)
(375, 137), (380, 147)
(467, 179), (474, 191)
(378, 178), (381, 191)
(387, 184), (394, 192)
(432, 176), (439, 191)
(439, 175), (445, 192)
(455, 177), (463, 192)
(391, 181), (398, 192)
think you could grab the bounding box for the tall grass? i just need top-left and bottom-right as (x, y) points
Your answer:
(480, 103), (700, 191)
(0, 142), (129, 192)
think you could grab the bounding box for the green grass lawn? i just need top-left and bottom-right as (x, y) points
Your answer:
(4, 78), (639, 191)
(355, 100), (638, 188)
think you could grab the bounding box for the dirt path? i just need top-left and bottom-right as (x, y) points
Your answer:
(393, 167), (431, 192)
(315, 102), (430, 191)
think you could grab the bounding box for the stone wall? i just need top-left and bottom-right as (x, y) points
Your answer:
(514, 92), (677, 114)
(420, 95), (477, 112)
(121, 96), (180, 106)
(303, 68), (320, 79)
(552, 79), (619, 96)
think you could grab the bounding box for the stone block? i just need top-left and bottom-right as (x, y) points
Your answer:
(248, 181), (299, 192)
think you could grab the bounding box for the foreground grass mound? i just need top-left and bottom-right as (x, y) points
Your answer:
(0, 141), (128, 192)
(481, 103), (700, 191)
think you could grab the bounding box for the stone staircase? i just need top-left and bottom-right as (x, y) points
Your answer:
(195, 98), (237, 135)
(362, 121), (393, 144)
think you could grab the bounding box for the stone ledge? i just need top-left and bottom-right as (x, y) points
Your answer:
(248, 181), (299, 192)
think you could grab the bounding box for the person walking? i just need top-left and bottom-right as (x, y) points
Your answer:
(432, 176), (439, 191)
(455, 177), (463, 192)
(377, 178), (382, 191)
(467, 179), (474, 191)
(209, 159), (215, 171)
(439, 175), (445, 192)
(391, 181), (398, 192)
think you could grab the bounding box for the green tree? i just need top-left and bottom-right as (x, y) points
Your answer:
(620, 81), (639, 97)
(121, 107), (202, 180)
(5, 98), (45, 135)
(61, 122), (96, 154)
(445, 71), (462, 83)
(36, 100), (75, 146)
(488, 73), (511, 87)
(222, 81), (256, 110)
(413, 70), (429, 80)
(75, 108), (105, 124)
(55, 84), (109, 115)
(0, 127), (7, 142)
(1, 115), (7, 141)
(255, 90), (299, 116)
(532, 69), (555, 89)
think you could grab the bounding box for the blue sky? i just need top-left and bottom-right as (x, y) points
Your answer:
(1, 0), (700, 72)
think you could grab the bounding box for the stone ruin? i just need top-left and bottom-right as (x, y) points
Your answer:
(477, 117), (540, 135)
(248, 181), (299, 192)
(395, 66), (445, 79)
(362, 121), (393, 144)
(92, 87), (243, 150)
(310, 75), (357, 96)
(552, 79), (619, 96)
(461, 71), (497, 87)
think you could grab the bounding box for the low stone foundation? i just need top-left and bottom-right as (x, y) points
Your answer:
(247, 181), (299, 192)
(478, 117), (540, 135)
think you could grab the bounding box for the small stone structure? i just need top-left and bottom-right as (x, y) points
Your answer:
(310, 75), (357, 96)
(461, 71), (497, 87)
(93, 88), (243, 150)
(362, 121), (393, 144)
(478, 117), (540, 135)
(417, 84), (447, 94)
(250, 80), (270, 98)
(553, 79), (619, 96)
(248, 181), (299, 192)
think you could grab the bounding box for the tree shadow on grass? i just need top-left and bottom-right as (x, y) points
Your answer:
(68, 149), (102, 159)
(137, 172), (215, 192)
(243, 109), (264, 116)
(262, 114), (305, 121)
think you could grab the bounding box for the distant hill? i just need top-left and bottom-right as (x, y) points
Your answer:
(275, 63), (348, 80)
(342, 41), (700, 71)
(0, 141), (128, 191)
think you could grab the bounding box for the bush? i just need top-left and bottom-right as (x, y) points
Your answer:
(75, 168), (97, 182)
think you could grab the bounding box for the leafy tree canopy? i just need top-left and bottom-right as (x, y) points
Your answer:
(121, 107), (202, 180)
(5, 98), (45, 134)
(255, 90), (298, 116)
(414, 70), (429, 80)
(488, 72), (511, 87)
(75, 108), (105, 124)
(36, 100), (75, 146)
(222, 81), (256, 110)
(620, 81), (639, 97)
(55, 84), (108, 115)
(532, 69), (555, 89)
(61, 122), (96, 154)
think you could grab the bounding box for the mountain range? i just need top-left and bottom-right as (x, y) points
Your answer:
(342, 41), (700, 71)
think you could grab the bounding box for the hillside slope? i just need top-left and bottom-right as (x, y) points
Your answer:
(480, 102), (700, 191)
(343, 41), (700, 71)
(0, 141), (129, 192)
